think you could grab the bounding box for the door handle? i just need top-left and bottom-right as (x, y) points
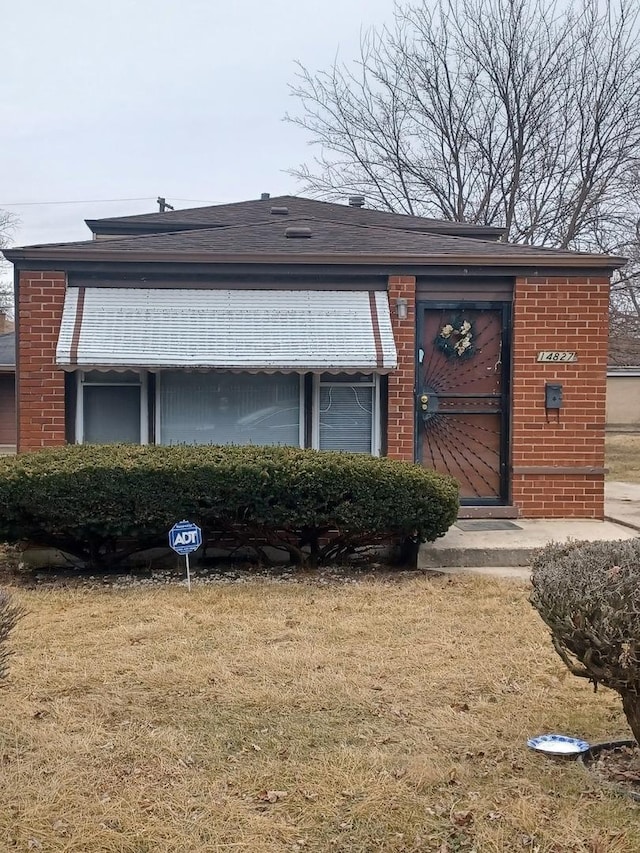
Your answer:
(420, 394), (429, 411)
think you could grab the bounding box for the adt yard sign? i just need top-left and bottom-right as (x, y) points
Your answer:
(169, 520), (202, 591)
(169, 520), (202, 555)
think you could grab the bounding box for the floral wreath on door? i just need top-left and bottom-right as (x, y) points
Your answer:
(435, 316), (475, 360)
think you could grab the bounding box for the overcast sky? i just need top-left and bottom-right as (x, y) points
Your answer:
(1, 0), (396, 258)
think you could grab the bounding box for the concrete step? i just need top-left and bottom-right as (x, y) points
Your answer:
(436, 566), (532, 580)
(419, 518), (638, 570)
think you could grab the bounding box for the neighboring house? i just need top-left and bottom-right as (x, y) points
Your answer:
(607, 366), (640, 431)
(2, 194), (624, 518)
(607, 331), (640, 431)
(0, 331), (16, 450)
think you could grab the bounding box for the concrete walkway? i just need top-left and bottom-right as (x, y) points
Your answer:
(420, 482), (640, 580)
(605, 481), (640, 531)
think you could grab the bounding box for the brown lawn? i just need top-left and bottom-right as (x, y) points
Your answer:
(0, 574), (638, 853)
(606, 433), (640, 482)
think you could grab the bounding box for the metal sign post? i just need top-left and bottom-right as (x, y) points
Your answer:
(185, 552), (192, 592)
(168, 520), (203, 591)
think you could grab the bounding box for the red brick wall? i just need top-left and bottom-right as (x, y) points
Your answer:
(387, 276), (416, 461)
(17, 271), (67, 452)
(13, 267), (610, 522)
(511, 275), (610, 518)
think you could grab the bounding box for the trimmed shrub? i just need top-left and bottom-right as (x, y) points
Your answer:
(0, 445), (459, 568)
(0, 589), (24, 682)
(531, 538), (640, 744)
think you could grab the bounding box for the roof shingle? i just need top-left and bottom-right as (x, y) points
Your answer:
(85, 195), (505, 239)
(5, 217), (623, 268)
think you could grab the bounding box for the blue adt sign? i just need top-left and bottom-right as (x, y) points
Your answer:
(169, 520), (202, 555)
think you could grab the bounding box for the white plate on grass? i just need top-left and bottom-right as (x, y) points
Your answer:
(527, 734), (590, 755)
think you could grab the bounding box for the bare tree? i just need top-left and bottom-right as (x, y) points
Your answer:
(0, 209), (17, 252)
(287, 0), (640, 250)
(0, 208), (18, 318)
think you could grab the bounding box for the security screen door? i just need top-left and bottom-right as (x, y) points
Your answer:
(416, 303), (510, 503)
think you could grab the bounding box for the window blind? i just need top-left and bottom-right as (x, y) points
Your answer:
(318, 384), (373, 453)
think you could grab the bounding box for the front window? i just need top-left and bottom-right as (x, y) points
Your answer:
(73, 370), (380, 453)
(314, 374), (379, 454)
(158, 371), (302, 447)
(78, 371), (146, 444)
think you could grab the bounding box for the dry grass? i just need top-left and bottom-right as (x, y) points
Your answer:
(606, 433), (640, 482)
(0, 574), (639, 852)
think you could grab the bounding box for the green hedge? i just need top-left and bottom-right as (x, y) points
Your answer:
(0, 445), (459, 568)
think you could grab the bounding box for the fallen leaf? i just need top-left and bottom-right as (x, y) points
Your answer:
(452, 809), (474, 827)
(258, 789), (288, 803)
(451, 702), (470, 712)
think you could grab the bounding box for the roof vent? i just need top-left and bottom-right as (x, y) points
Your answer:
(261, 192), (270, 200)
(348, 195), (365, 208)
(285, 226), (312, 239)
(270, 206), (289, 215)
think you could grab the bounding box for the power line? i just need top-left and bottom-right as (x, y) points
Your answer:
(0, 196), (221, 208)
(0, 197), (156, 207)
(1, 196), (160, 207)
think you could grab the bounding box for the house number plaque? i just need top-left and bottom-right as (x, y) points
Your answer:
(536, 351), (578, 363)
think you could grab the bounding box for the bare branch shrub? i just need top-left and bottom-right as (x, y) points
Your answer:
(0, 589), (24, 684)
(531, 539), (640, 743)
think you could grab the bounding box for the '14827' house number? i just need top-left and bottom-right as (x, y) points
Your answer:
(536, 351), (578, 363)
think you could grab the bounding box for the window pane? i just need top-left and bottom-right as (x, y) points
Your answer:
(319, 385), (373, 453)
(160, 372), (300, 447)
(83, 386), (141, 443)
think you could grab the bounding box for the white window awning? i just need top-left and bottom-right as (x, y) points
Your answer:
(56, 287), (398, 373)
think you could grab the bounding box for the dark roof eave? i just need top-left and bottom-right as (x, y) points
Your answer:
(84, 220), (211, 234)
(2, 247), (626, 269)
(84, 219), (507, 240)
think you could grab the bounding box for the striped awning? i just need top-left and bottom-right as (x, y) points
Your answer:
(56, 287), (398, 372)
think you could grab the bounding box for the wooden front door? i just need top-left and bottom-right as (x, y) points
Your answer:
(416, 302), (511, 504)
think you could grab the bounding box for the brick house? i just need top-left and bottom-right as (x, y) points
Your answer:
(0, 327), (16, 450)
(606, 319), (640, 430)
(2, 195), (623, 518)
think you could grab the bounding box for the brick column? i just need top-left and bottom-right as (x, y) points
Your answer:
(17, 271), (67, 452)
(511, 275), (609, 518)
(386, 276), (416, 461)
